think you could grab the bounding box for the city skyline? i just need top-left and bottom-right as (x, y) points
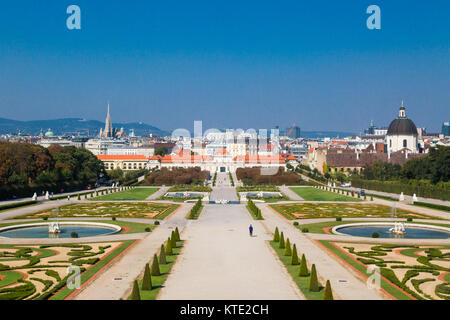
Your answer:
(0, 1), (449, 132)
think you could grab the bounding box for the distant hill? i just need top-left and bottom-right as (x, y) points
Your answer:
(0, 117), (169, 137)
(301, 130), (356, 138)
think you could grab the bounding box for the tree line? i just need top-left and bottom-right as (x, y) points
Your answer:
(144, 167), (209, 185)
(0, 142), (105, 200)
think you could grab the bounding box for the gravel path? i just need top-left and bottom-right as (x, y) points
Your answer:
(158, 204), (304, 300)
(72, 203), (193, 300)
(279, 186), (303, 200)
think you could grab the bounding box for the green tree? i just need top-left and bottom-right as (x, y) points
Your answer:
(291, 244), (299, 265)
(159, 244), (167, 264)
(165, 238), (173, 255)
(142, 263), (152, 290)
(298, 254), (309, 276)
(171, 231), (177, 248)
(151, 254), (160, 276)
(284, 238), (292, 256)
(273, 227), (280, 242)
(278, 232), (285, 249)
(130, 280), (141, 300)
(309, 264), (319, 292)
(175, 227), (181, 241)
(323, 280), (334, 300)
(155, 146), (169, 156)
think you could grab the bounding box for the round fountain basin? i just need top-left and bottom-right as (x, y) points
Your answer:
(0, 222), (121, 239)
(333, 223), (450, 239)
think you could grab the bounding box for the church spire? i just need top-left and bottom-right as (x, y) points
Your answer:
(399, 100), (406, 118)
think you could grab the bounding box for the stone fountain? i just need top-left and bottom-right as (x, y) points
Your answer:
(389, 203), (406, 235)
(48, 206), (61, 234)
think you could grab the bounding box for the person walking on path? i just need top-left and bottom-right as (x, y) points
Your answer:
(249, 224), (253, 237)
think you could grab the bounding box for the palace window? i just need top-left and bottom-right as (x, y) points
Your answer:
(403, 139), (407, 148)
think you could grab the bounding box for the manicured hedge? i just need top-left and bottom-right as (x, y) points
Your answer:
(0, 200), (37, 212)
(413, 201), (450, 213)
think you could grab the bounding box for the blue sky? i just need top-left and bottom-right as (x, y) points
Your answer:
(0, 0), (448, 133)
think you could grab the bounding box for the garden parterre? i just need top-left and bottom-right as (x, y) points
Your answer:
(14, 202), (179, 220)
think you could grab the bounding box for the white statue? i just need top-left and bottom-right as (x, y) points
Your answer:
(389, 222), (406, 235)
(48, 222), (61, 234)
(45, 191), (49, 200)
(399, 192), (405, 201)
(32, 192), (37, 201)
(413, 194), (418, 202)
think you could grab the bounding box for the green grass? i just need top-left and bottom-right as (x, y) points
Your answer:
(413, 201), (450, 213)
(50, 240), (136, 300)
(0, 201), (39, 213)
(91, 188), (159, 201)
(0, 270), (25, 287)
(236, 185), (280, 192)
(269, 241), (324, 299)
(318, 240), (413, 300)
(290, 187), (358, 201)
(270, 203), (438, 220)
(14, 202), (179, 220)
(133, 241), (184, 300)
(167, 185), (212, 192)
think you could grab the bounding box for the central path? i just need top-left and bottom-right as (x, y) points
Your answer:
(158, 204), (303, 300)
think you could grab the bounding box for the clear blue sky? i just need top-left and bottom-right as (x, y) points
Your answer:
(0, 0), (448, 133)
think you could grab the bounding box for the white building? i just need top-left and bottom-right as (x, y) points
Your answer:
(386, 102), (419, 154)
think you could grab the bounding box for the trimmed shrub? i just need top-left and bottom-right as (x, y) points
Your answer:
(407, 217), (413, 222)
(299, 254), (309, 276)
(293, 221), (299, 226)
(273, 227), (280, 242)
(112, 217), (116, 221)
(301, 228), (309, 233)
(171, 231), (177, 248)
(151, 254), (160, 276)
(154, 221), (160, 225)
(175, 227), (180, 241)
(141, 263), (152, 291)
(279, 232), (285, 249)
(77, 194), (81, 200)
(284, 238), (292, 256)
(159, 244), (167, 265)
(131, 280), (141, 300)
(372, 232), (380, 238)
(291, 244), (299, 265)
(71, 232), (78, 238)
(165, 238), (173, 255)
(43, 217), (48, 221)
(145, 227), (151, 232)
(323, 280), (333, 300)
(309, 264), (319, 292)
(336, 217), (342, 222)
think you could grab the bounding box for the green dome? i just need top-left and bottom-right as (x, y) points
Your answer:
(45, 128), (54, 137)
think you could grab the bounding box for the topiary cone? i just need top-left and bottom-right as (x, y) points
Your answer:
(284, 238), (292, 256)
(131, 280), (141, 300)
(309, 264), (319, 292)
(171, 231), (177, 248)
(165, 238), (173, 255)
(323, 280), (334, 300)
(142, 263), (152, 290)
(175, 227), (181, 241)
(159, 244), (167, 264)
(291, 244), (299, 265)
(273, 227), (280, 242)
(298, 254), (309, 276)
(151, 254), (160, 276)
(279, 232), (285, 249)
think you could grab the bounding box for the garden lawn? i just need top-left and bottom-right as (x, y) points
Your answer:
(14, 202), (179, 220)
(270, 203), (438, 220)
(134, 240), (184, 300)
(269, 241), (324, 299)
(51, 240), (136, 300)
(290, 187), (358, 201)
(91, 188), (159, 201)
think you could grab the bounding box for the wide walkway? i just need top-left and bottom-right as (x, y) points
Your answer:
(257, 204), (383, 300)
(280, 185), (303, 200)
(158, 204), (303, 300)
(73, 203), (193, 300)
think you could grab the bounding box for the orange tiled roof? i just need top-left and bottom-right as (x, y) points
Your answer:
(97, 155), (149, 161)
